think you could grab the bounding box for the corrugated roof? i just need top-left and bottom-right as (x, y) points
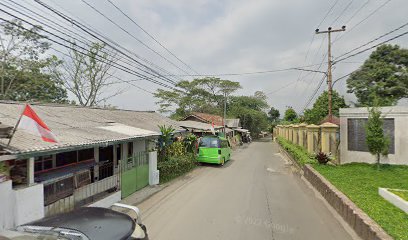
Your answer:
(0, 102), (184, 155)
(225, 119), (240, 128)
(178, 120), (223, 131)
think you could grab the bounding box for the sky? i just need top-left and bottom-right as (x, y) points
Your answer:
(11, 0), (408, 114)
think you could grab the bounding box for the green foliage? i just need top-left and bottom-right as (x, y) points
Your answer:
(0, 19), (68, 103)
(365, 107), (390, 168)
(166, 141), (186, 157)
(276, 137), (315, 166)
(158, 125), (175, 161)
(157, 154), (196, 183)
(268, 107), (280, 122)
(184, 133), (198, 153)
(283, 107), (298, 122)
(389, 189), (408, 201)
(229, 105), (269, 138)
(347, 44), (408, 106)
(154, 77), (241, 116)
(304, 91), (347, 124)
(314, 163), (408, 240)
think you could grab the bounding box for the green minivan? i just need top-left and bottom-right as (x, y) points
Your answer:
(197, 136), (231, 165)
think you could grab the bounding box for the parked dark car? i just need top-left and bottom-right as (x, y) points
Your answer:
(0, 203), (148, 240)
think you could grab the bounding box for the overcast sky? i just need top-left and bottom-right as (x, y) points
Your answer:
(19, 0), (408, 113)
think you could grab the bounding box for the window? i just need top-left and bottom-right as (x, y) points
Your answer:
(199, 137), (220, 148)
(78, 148), (94, 162)
(220, 140), (228, 148)
(34, 155), (53, 173)
(56, 151), (77, 167)
(347, 118), (395, 154)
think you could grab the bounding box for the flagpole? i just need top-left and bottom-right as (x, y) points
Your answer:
(7, 104), (27, 147)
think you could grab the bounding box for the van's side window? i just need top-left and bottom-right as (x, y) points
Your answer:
(221, 140), (228, 148)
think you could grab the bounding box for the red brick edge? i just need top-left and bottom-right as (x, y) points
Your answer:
(303, 164), (393, 240)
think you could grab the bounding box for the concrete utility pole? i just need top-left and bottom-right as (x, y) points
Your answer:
(315, 26), (345, 121)
(223, 92), (227, 134)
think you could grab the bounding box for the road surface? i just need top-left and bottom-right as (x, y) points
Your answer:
(138, 139), (357, 240)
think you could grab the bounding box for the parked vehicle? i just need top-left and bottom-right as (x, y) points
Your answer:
(0, 203), (148, 240)
(197, 136), (231, 165)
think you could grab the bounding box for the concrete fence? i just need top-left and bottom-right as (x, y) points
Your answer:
(274, 122), (340, 160)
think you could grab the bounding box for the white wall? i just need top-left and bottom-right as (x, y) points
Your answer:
(0, 181), (44, 231)
(0, 181), (15, 231)
(13, 184), (44, 226)
(340, 106), (408, 165)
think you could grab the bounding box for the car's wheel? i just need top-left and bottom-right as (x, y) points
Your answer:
(221, 158), (225, 166)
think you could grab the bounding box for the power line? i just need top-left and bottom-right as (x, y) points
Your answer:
(0, 15), (177, 91)
(32, 0), (184, 88)
(334, 0), (392, 43)
(1, 0), (180, 87)
(335, 20), (408, 60)
(334, 29), (408, 63)
(302, 74), (327, 111)
(79, 0), (192, 76)
(330, 0), (353, 26)
(317, 0), (340, 28)
(105, 0), (199, 75)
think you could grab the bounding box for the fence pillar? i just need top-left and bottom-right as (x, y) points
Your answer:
(148, 151), (159, 185)
(298, 123), (307, 148)
(293, 125), (299, 145)
(94, 147), (99, 181)
(288, 125), (294, 142)
(283, 125), (288, 140)
(306, 124), (320, 154)
(320, 122), (339, 155)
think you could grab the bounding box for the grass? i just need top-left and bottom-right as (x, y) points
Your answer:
(389, 189), (408, 201)
(276, 137), (316, 166)
(313, 163), (408, 240)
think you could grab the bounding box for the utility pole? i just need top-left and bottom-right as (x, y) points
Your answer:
(315, 26), (345, 121)
(223, 92), (227, 135)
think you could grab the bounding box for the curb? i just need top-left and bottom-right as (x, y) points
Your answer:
(276, 141), (393, 240)
(303, 165), (392, 240)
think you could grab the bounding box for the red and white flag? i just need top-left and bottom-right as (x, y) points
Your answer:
(210, 121), (215, 135)
(17, 104), (58, 143)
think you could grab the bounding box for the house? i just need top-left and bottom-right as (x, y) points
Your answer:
(0, 101), (183, 230)
(178, 120), (223, 136)
(339, 106), (408, 165)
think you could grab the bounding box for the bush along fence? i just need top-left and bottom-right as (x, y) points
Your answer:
(157, 126), (198, 183)
(274, 122), (339, 163)
(276, 136), (393, 240)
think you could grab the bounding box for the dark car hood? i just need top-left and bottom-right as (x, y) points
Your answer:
(24, 207), (135, 240)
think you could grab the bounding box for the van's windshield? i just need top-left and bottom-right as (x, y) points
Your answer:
(199, 137), (220, 148)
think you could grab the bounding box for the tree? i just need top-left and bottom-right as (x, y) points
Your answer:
(365, 107), (390, 169)
(303, 90), (347, 124)
(347, 44), (408, 106)
(0, 19), (67, 103)
(268, 107), (280, 122)
(284, 107), (297, 122)
(154, 77), (241, 119)
(54, 42), (122, 107)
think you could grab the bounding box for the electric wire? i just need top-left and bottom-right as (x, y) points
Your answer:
(106, 0), (200, 75)
(80, 0), (192, 76)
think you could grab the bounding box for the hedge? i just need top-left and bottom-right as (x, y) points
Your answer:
(158, 153), (197, 183)
(276, 136), (315, 166)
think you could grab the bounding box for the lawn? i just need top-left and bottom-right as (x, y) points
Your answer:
(389, 189), (408, 202)
(313, 163), (408, 240)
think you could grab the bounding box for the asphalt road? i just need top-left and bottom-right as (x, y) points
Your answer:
(138, 139), (358, 240)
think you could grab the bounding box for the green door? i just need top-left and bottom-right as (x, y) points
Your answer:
(121, 152), (149, 198)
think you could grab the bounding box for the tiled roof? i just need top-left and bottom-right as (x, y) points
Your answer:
(183, 112), (224, 126)
(0, 102), (184, 155)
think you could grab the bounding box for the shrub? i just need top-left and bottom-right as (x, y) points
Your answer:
(158, 153), (196, 183)
(276, 137), (315, 166)
(167, 141), (186, 157)
(315, 152), (330, 164)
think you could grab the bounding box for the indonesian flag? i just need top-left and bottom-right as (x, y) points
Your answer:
(210, 121), (215, 135)
(17, 105), (58, 143)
